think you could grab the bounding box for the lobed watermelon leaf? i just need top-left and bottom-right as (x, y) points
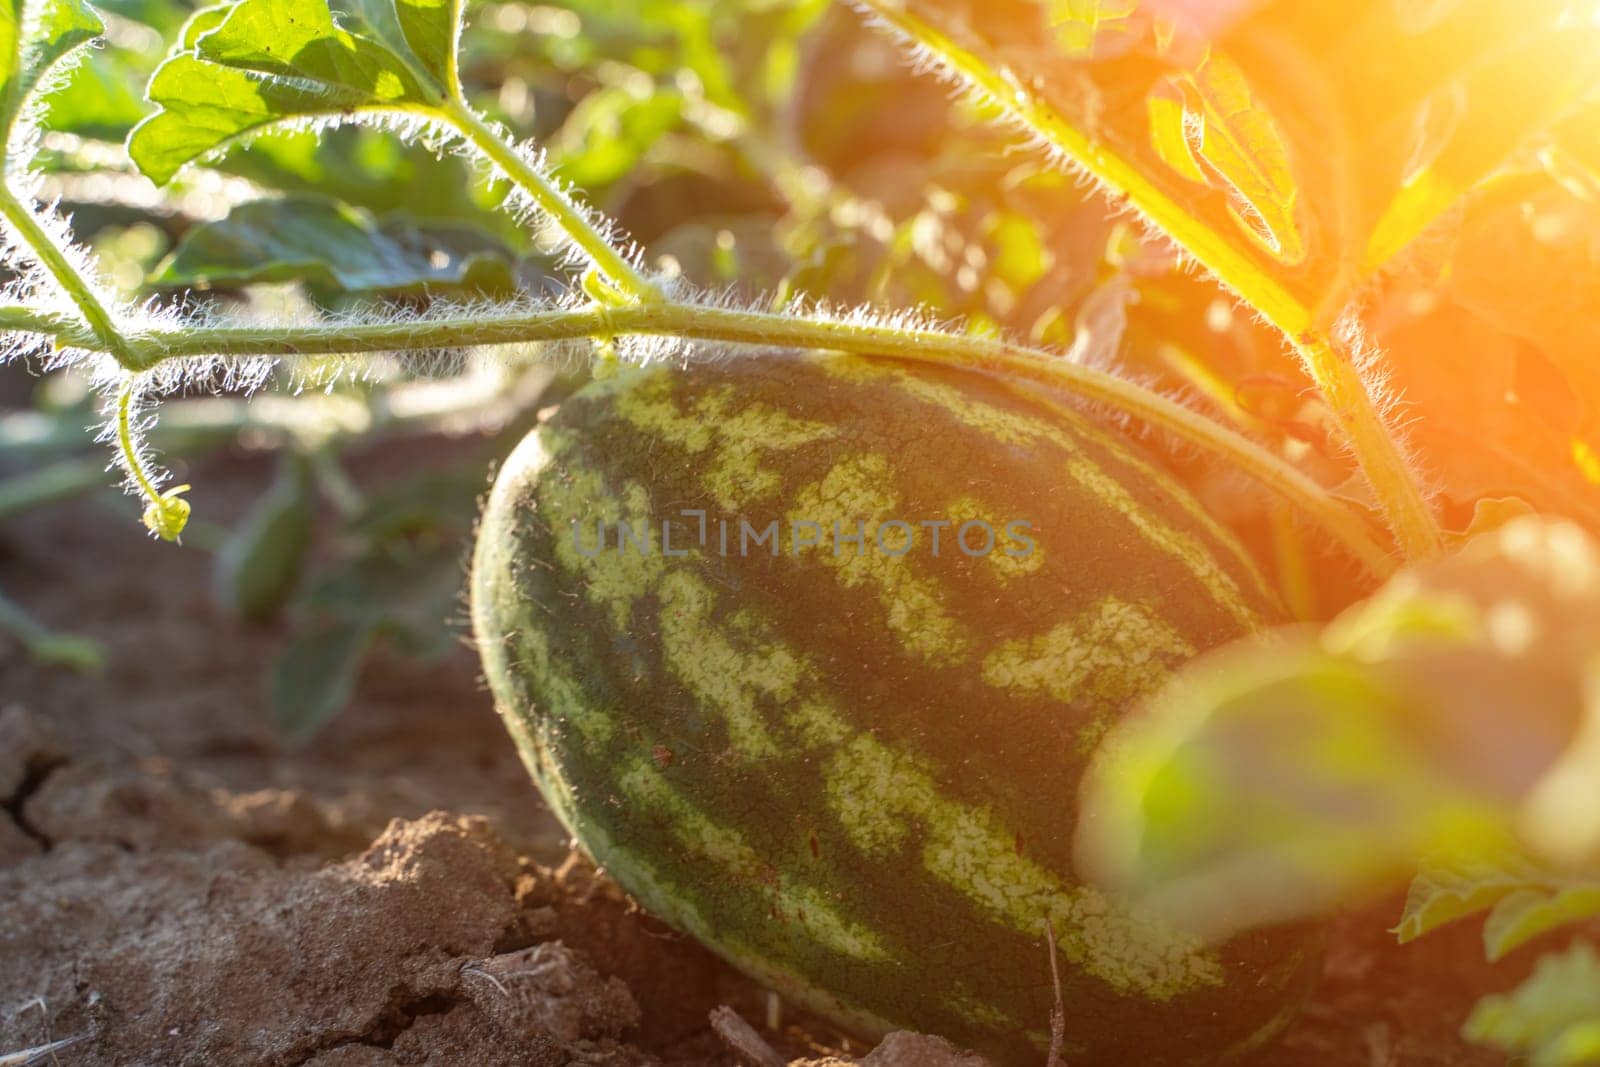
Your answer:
(867, 0), (1600, 543)
(154, 194), (520, 296)
(128, 0), (464, 184)
(0, 0), (103, 155)
(214, 126), (512, 238)
(37, 45), (146, 139)
(1148, 52), (1306, 265)
(1396, 853), (1600, 960)
(1484, 887), (1600, 962)
(1463, 944), (1600, 1066)
(1394, 855), (1537, 943)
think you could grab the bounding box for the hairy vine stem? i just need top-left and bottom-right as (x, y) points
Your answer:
(1294, 335), (1441, 558)
(0, 296), (1395, 576)
(113, 379), (191, 540)
(114, 382), (159, 502)
(0, 185), (132, 364)
(442, 99), (664, 304)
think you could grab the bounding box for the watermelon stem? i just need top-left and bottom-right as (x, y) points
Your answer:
(2, 292), (1398, 577)
(440, 98), (666, 307)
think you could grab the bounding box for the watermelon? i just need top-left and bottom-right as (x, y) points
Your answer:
(471, 350), (1318, 1064)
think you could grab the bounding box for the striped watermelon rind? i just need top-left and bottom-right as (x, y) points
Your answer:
(471, 350), (1318, 1064)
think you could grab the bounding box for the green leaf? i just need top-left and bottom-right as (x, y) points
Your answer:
(298, 550), (459, 665)
(1363, 22), (1600, 272)
(212, 453), (315, 623)
(1076, 638), (1514, 942)
(128, 0), (459, 185)
(344, 0), (461, 88)
(1046, 0), (1139, 59)
(185, 0), (430, 99)
(1464, 943), (1600, 1066)
(1149, 53), (1306, 265)
(0, 0), (103, 151)
(262, 455), (483, 738)
(1394, 853), (1600, 960)
(864, 0), (1321, 338)
(39, 46), (147, 139)
(1394, 856), (1536, 943)
(1147, 82), (1206, 184)
(217, 126), (510, 236)
(548, 82), (682, 190)
(1079, 517), (1600, 941)
(154, 194), (519, 295)
(1485, 887), (1600, 962)
(0, 585), (104, 673)
(305, 493), (468, 665)
(271, 616), (379, 740)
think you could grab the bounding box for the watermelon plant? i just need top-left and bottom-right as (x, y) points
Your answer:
(1, 0), (1599, 1061)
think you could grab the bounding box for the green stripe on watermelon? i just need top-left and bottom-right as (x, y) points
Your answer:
(471, 351), (1318, 1064)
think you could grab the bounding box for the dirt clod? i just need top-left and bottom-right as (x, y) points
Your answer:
(0, 815), (39, 864)
(0, 812), (526, 1065)
(0, 704), (66, 857)
(219, 787), (363, 857)
(23, 759), (233, 851)
(0, 704), (65, 802)
(462, 941), (640, 1044)
(514, 851), (726, 1047)
(793, 1031), (998, 1067)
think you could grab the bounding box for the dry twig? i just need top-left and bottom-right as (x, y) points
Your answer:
(710, 1004), (786, 1067)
